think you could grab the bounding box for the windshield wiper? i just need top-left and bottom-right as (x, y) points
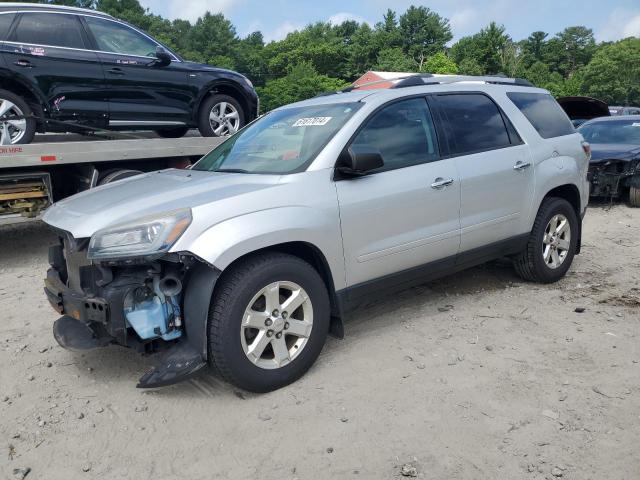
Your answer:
(214, 168), (250, 174)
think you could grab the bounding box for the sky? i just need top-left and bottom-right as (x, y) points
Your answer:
(137, 0), (640, 43)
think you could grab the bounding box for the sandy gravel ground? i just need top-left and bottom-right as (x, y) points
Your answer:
(1, 205), (639, 480)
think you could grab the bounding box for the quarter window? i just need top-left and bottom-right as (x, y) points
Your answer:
(14, 13), (85, 49)
(351, 98), (440, 172)
(0, 13), (16, 41)
(85, 16), (159, 57)
(507, 92), (575, 138)
(436, 93), (512, 156)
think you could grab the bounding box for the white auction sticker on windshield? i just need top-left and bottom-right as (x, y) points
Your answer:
(632, 122), (640, 127)
(292, 117), (332, 127)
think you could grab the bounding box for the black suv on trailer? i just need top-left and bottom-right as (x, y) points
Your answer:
(0, 3), (259, 144)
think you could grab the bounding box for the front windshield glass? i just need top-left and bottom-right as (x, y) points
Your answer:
(193, 103), (362, 174)
(579, 120), (640, 145)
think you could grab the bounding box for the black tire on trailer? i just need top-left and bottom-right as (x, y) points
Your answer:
(513, 197), (579, 283)
(628, 186), (640, 208)
(0, 89), (37, 145)
(98, 169), (143, 185)
(208, 252), (330, 393)
(156, 127), (189, 138)
(198, 94), (245, 137)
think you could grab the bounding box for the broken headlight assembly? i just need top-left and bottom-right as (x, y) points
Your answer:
(88, 209), (192, 260)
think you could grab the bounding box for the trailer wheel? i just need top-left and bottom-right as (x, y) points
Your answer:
(629, 186), (640, 208)
(156, 127), (189, 139)
(98, 169), (143, 185)
(0, 89), (36, 145)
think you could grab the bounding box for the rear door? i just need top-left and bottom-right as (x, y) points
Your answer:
(81, 15), (195, 128)
(2, 11), (107, 127)
(335, 97), (461, 292)
(431, 92), (534, 253)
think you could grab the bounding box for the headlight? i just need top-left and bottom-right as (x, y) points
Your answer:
(88, 209), (192, 260)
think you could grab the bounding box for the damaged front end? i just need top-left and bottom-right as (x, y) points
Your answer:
(588, 158), (640, 199)
(44, 231), (219, 388)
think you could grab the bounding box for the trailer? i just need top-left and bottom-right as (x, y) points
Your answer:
(0, 134), (225, 225)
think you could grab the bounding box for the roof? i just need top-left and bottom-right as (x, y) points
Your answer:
(0, 3), (112, 17)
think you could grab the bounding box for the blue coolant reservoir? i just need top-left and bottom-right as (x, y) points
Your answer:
(124, 297), (182, 342)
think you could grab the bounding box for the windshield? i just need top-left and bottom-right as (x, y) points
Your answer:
(193, 103), (363, 174)
(579, 120), (640, 145)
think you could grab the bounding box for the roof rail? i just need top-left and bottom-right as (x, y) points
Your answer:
(393, 74), (534, 89)
(0, 3), (111, 17)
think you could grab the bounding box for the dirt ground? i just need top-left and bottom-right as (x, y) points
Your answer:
(1, 205), (638, 480)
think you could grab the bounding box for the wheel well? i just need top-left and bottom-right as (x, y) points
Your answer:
(221, 242), (344, 336)
(200, 83), (249, 120)
(0, 77), (45, 129)
(544, 184), (581, 217)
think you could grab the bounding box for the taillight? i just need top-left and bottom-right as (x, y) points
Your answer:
(581, 141), (591, 161)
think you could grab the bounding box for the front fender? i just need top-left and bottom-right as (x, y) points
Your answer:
(176, 206), (347, 291)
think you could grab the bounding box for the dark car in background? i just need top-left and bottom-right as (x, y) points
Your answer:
(557, 96), (610, 128)
(578, 116), (640, 206)
(609, 106), (640, 116)
(0, 3), (259, 144)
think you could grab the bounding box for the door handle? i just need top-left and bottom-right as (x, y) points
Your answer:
(13, 59), (33, 68)
(107, 68), (125, 76)
(431, 177), (454, 189)
(513, 161), (532, 171)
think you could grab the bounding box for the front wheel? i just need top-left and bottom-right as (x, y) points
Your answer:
(198, 94), (245, 137)
(208, 253), (330, 392)
(513, 197), (579, 283)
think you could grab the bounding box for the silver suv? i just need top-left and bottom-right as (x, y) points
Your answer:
(43, 75), (590, 392)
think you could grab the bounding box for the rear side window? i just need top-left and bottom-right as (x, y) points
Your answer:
(0, 13), (16, 41)
(507, 92), (575, 138)
(435, 93), (512, 156)
(13, 13), (85, 49)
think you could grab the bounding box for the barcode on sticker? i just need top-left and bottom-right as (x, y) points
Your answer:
(292, 117), (332, 127)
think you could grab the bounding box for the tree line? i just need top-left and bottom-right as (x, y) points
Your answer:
(34, 0), (640, 111)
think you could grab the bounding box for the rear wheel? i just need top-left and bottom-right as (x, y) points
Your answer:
(513, 197), (579, 283)
(98, 169), (143, 185)
(0, 89), (36, 145)
(156, 127), (189, 139)
(208, 253), (330, 392)
(198, 94), (244, 137)
(629, 186), (640, 208)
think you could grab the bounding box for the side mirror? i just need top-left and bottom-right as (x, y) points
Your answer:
(337, 144), (384, 177)
(153, 46), (172, 67)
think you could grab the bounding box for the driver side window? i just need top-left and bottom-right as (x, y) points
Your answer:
(85, 16), (159, 57)
(351, 97), (440, 173)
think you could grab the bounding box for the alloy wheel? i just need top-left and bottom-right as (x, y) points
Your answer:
(0, 99), (27, 145)
(542, 214), (571, 269)
(209, 101), (240, 136)
(240, 281), (314, 370)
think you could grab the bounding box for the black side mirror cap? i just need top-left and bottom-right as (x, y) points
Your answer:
(336, 144), (384, 178)
(153, 46), (172, 67)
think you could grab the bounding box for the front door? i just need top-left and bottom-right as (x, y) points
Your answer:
(335, 97), (461, 294)
(2, 11), (107, 127)
(432, 92), (534, 252)
(81, 15), (196, 128)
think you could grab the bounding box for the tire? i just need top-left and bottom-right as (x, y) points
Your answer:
(98, 169), (143, 185)
(156, 127), (189, 139)
(513, 197), (579, 283)
(0, 89), (36, 145)
(208, 252), (330, 392)
(629, 186), (640, 208)
(198, 94), (245, 137)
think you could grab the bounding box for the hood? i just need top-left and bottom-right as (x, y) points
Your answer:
(589, 143), (640, 164)
(43, 169), (282, 238)
(557, 96), (610, 120)
(182, 61), (240, 76)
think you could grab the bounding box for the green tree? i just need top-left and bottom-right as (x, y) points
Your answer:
(422, 52), (458, 74)
(458, 58), (484, 75)
(374, 47), (416, 72)
(581, 38), (640, 105)
(398, 6), (452, 69)
(451, 22), (510, 75)
(256, 62), (348, 111)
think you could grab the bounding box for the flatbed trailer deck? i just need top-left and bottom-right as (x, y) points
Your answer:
(0, 135), (225, 225)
